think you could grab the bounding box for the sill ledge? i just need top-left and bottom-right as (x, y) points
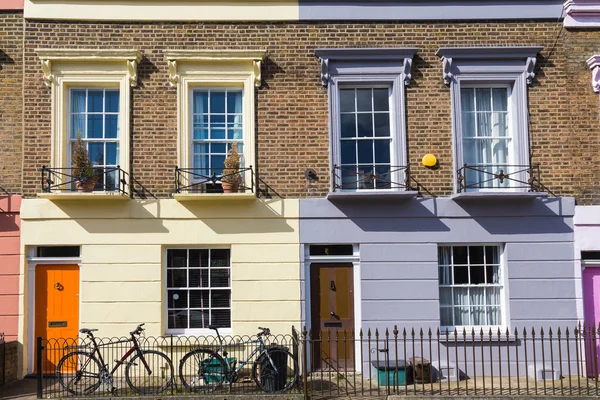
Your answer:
(451, 191), (548, 201)
(173, 193), (257, 202)
(327, 190), (419, 201)
(37, 192), (130, 201)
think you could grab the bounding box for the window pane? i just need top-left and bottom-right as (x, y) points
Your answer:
(440, 308), (453, 326)
(210, 91), (226, 114)
(476, 88), (491, 112)
(211, 155), (225, 172)
(492, 88), (508, 111)
(210, 129), (226, 140)
(168, 290), (187, 308)
(168, 249), (187, 267)
(71, 90), (87, 113)
(462, 112), (475, 138)
(189, 250), (202, 267)
(357, 114), (373, 137)
(340, 114), (356, 138)
(340, 141), (356, 165)
(477, 112), (491, 138)
(460, 88), (475, 112)
(486, 265), (500, 284)
(485, 246), (499, 263)
(374, 140), (390, 164)
(211, 250), (230, 267)
(375, 167), (391, 189)
(339, 89), (355, 112)
(89, 142), (104, 166)
(486, 287), (501, 305)
(211, 143), (226, 154)
(168, 310), (187, 329)
(228, 129), (243, 140)
(105, 115), (118, 139)
(470, 266), (485, 284)
(454, 266), (468, 284)
(463, 139), (477, 165)
(227, 91), (243, 113)
(189, 290), (209, 308)
(211, 269), (230, 288)
(193, 143), (209, 154)
(189, 269), (209, 288)
(357, 140), (373, 164)
(492, 138), (509, 164)
(439, 266), (451, 285)
(374, 114), (390, 137)
(453, 246), (468, 264)
(373, 89), (389, 111)
(194, 91), (209, 114)
(167, 269), (187, 288)
(189, 310), (209, 329)
(105, 90), (119, 113)
(454, 307), (469, 326)
(210, 114), (226, 129)
(212, 290), (231, 308)
(88, 90), (104, 112)
(341, 168), (357, 190)
(106, 143), (118, 165)
(212, 310), (231, 328)
(193, 128), (208, 140)
(471, 307), (485, 325)
(469, 246), (484, 264)
(87, 114), (103, 139)
(71, 115), (85, 139)
(356, 89), (372, 111)
(439, 287), (452, 305)
(470, 287), (484, 305)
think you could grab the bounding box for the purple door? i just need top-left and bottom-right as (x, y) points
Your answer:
(583, 267), (600, 376)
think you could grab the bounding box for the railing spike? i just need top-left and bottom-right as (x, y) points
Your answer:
(393, 325), (398, 337)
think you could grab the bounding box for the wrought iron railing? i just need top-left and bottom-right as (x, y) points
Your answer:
(41, 166), (128, 195)
(456, 164), (555, 196)
(35, 324), (600, 398)
(331, 165), (418, 192)
(174, 166), (255, 194)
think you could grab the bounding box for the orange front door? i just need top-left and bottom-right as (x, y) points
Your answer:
(35, 264), (80, 373)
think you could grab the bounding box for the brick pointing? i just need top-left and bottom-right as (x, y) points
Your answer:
(20, 21), (584, 201)
(0, 12), (23, 194)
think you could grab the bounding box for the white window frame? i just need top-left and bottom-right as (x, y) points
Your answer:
(164, 247), (232, 336)
(438, 244), (508, 331)
(316, 48), (417, 193)
(436, 47), (542, 193)
(37, 49), (140, 183)
(166, 50), (266, 191)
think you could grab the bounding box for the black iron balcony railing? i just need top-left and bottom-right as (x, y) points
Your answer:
(174, 166), (255, 194)
(41, 166), (128, 195)
(456, 163), (555, 196)
(331, 165), (416, 192)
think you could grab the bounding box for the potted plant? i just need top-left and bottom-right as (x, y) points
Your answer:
(72, 132), (98, 192)
(221, 142), (242, 193)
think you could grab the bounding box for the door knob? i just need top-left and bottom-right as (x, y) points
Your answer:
(330, 311), (335, 316)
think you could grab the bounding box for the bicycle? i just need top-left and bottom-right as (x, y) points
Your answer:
(179, 326), (298, 393)
(56, 323), (174, 396)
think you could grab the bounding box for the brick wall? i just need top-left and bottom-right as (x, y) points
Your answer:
(21, 21), (588, 201)
(0, 12), (23, 194)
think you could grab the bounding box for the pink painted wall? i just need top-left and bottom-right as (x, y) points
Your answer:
(0, 195), (21, 341)
(0, 0), (23, 10)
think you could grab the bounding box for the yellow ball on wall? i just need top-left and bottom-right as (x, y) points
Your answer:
(422, 153), (437, 168)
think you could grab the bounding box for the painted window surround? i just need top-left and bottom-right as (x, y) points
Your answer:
(316, 48), (417, 197)
(587, 55), (600, 93)
(37, 49), (141, 186)
(436, 47), (542, 194)
(166, 50), (266, 192)
(564, 0), (600, 28)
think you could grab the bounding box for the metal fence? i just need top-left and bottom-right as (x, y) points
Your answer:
(0, 332), (5, 386)
(35, 324), (600, 399)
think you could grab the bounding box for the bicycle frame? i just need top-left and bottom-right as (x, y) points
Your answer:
(211, 335), (280, 378)
(86, 332), (151, 376)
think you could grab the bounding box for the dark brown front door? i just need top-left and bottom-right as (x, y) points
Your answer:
(310, 263), (355, 370)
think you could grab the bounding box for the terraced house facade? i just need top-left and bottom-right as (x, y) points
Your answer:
(3, 0), (600, 381)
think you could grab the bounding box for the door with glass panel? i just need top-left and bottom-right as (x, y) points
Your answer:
(460, 85), (514, 190)
(438, 245), (503, 328)
(338, 86), (395, 191)
(69, 88), (120, 191)
(191, 88), (244, 192)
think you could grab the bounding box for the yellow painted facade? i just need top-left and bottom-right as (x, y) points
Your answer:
(19, 198), (300, 375)
(24, 0), (299, 21)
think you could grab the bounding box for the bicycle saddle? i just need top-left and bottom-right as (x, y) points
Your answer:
(79, 328), (98, 334)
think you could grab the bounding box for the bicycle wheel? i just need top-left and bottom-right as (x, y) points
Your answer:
(179, 349), (228, 393)
(56, 351), (102, 396)
(125, 350), (174, 395)
(252, 348), (299, 393)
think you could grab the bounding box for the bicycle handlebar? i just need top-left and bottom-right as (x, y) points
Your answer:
(130, 323), (145, 336)
(257, 327), (271, 337)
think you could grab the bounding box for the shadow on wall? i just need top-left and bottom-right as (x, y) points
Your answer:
(0, 213), (19, 233)
(0, 50), (15, 71)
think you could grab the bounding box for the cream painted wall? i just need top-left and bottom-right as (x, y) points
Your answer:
(24, 0), (299, 21)
(19, 198), (300, 375)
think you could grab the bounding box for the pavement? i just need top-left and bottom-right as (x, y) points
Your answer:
(0, 379), (37, 400)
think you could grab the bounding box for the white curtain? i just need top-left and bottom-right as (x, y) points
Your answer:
(71, 90), (86, 139)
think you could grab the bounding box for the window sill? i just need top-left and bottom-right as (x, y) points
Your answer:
(172, 192), (257, 202)
(37, 191), (130, 201)
(438, 329), (518, 343)
(451, 191), (548, 201)
(327, 190), (418, 202)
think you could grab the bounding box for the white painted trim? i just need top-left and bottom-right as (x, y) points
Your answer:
(27, 257), (81, 375)
(304, 249), (362, 373)
(564, 0), (600, 28)
(587, 55), (600, 93)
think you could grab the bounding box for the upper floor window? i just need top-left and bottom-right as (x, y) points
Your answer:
(317, 48), (417, 195)
(166, 50), (266, 196)
(436, 47), (542, 193)
(69, 88), (120, 190)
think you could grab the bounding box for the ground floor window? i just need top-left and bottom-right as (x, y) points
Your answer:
(166, 248), (231, 332)
(438, 245), (503, 328)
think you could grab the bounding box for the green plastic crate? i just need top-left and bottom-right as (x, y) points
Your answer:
(203, 357), (236, 383)
(376, 368), (407, 386)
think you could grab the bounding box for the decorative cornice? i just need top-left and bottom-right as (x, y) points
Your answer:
(587, 55), (600, 93)
(165, 50), (267, 88)
(436, 47), (543, 86)
(315, 48), (418, 87)
(36, 49), (142, 88)
(564, 0), (600, 28)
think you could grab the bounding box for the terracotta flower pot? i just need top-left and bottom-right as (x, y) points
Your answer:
(221, 182), (239, 193)
(76, 178), (97, 192)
